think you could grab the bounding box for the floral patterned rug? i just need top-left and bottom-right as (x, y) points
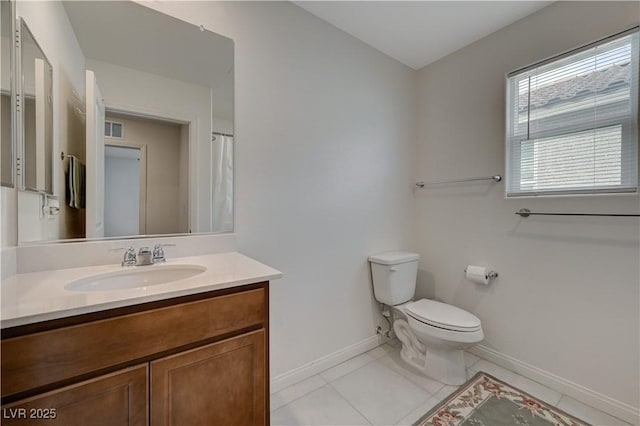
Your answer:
(414, 372), (591, 426)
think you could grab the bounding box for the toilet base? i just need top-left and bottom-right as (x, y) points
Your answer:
(394, 318), (470, 386)
(399, 345), (467, 386)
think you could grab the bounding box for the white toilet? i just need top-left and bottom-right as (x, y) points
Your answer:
(368, 251), (484, 385)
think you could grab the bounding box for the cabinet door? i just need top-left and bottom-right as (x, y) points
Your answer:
(1, 365), (147, 426)
(151, 329), (266, 426)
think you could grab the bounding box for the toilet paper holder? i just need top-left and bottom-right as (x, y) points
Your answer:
(464, 267), (498, 280)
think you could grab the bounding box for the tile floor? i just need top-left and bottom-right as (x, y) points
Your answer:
(270, 340), (632, 426)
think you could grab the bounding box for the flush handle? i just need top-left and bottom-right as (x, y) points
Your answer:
(389, 267), (397, 272)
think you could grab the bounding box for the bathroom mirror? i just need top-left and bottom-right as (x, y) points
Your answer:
(1, 0), (14, 187)
(16, 1), (234, 243)
(19, 18), (53, 194)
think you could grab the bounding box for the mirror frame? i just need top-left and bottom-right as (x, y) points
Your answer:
(16, 17), (54, 194)
(0, 0), (16, 188)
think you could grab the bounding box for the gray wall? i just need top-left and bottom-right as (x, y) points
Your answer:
(414, 1), (639, 408)
(150, 1), (417, 378)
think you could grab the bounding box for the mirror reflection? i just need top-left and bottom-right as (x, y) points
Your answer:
(103, 112), (189, 237)
(1, 0), (13, 187)
(20, 19), (53, 194)
(16, 1), (234, 243)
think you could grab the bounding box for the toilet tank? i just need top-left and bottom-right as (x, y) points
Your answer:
(368, 251), (419, 306)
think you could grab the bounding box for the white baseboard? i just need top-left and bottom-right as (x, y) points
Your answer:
(469, 344), (640, 426)
(271, 335), (384, 394)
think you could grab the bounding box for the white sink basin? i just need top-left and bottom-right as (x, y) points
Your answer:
(65, 264), (207, 292)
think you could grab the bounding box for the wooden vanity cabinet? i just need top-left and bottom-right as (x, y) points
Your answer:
(1, 282), (269, 426)
(1, 365), (148, 426)
(151, 330), (265, 426)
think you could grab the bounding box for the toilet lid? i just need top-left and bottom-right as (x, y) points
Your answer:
(405, 299), (481, 332)
(368, 251), (419, 265)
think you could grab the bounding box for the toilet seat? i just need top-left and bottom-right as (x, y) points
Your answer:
(405, 299), (481, 332)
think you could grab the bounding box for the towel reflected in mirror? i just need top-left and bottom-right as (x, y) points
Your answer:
(66, 156), (85, 209)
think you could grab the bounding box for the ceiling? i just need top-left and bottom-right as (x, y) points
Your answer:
(63, 1), (233, 89)
(294, 1), (552, 70)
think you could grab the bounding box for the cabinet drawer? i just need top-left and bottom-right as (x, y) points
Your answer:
(1, 365), (147, 426)
(2, 287), (265, 398)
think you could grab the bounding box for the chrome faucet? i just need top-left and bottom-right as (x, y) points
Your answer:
(112, 244), (176, 267)
(111, 247), (137, 266)
(136, 247), (153, 266)
(153, 244), (176, 263)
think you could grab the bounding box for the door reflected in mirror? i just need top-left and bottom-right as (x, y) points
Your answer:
(103, 113), (189, 239)
(16, 1), (234, 243)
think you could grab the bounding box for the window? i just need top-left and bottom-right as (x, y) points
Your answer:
(506, 28), (638, 197)
(104, 120), (124, 139)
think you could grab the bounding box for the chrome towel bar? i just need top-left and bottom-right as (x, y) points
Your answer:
(416, 175), (502, 188)
(60, 151), (79, 161)
(516, 208), (640, 218)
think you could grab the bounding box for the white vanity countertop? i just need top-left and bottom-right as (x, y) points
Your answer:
(1, 252), (282, 329)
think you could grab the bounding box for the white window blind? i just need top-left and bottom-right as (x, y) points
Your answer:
(506, 28), (639, 197)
